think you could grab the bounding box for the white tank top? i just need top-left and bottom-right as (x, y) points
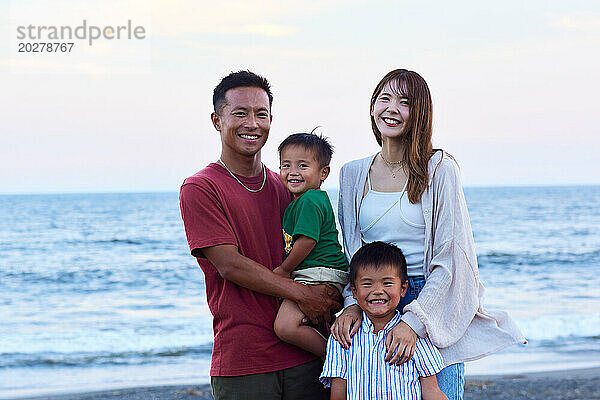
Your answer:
(358, 174), (426, 277)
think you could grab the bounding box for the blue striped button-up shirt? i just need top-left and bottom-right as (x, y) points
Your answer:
(320, 311), (444, 400)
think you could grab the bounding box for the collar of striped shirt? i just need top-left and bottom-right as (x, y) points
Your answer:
(361, 310), (403, 335)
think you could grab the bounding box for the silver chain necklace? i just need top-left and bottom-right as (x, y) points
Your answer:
(218, 159), (266, 193)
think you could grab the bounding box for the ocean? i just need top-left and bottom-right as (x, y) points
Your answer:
(1, 186), (599, 398)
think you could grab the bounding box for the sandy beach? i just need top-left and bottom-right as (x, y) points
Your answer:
(14, 367), (600, 400)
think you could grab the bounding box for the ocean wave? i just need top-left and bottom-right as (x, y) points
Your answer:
(1, 237), (180, 252)
(2, 269), (116, 286)
(0, 346), (213, 369)
(1, 265), (200, 290)
(93, 239), (147, 245)
(477, 248), (600, 267)
(518, 313), (600, 342)
(68, 238), (168, 246)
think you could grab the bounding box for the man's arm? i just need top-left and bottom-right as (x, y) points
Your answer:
(419, 375), (448, 400)
(274, 235), (316, 275)
(330, 378), (347, 400)
(203, 244), (341, 323)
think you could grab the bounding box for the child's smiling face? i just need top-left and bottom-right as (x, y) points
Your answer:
(351, 264), (408, 327)
(279, 145), (329, 199)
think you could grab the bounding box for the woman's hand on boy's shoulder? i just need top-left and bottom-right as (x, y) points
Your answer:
(384, 320), (417, 365)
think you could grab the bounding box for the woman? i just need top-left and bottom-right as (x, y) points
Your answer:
(331, 69), (525, 399)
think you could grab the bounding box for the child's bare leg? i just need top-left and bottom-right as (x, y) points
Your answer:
(274, 299), (327, 358)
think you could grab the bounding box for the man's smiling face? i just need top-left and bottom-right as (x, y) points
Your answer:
(212, 86), (271, 159)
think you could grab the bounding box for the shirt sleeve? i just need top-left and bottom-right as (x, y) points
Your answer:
(290, 191), (326, 241)
(413, 337), (445, 377)
(319, 335), (348, 387)
(179, 181), (237, 258)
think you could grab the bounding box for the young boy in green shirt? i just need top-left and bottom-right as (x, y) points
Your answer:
(273, 132), (349, 359)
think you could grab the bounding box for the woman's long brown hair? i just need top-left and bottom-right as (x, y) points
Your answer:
(370, 69), (434, 204)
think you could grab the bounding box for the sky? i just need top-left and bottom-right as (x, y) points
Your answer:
(1, 0), (599, 194)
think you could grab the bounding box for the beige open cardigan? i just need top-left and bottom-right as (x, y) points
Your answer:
(339, 150), (526, 366)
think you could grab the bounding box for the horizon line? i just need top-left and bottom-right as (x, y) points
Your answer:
(1, 183), (599, 196)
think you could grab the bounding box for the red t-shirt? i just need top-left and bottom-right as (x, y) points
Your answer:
(179, 163), (317, 376)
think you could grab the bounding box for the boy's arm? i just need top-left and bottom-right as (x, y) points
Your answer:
(274, 235), (317, 276)
(330, 378), (347, 400)
(320, 335), (349, 398)
(419, 375), (448, 400)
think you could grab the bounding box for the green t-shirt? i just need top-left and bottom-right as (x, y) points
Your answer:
(282, 189), (348, 271)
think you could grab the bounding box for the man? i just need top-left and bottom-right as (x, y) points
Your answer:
(180, 70), (340, 400)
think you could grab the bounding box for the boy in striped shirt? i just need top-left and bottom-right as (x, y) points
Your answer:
(320, 242), (447, 400)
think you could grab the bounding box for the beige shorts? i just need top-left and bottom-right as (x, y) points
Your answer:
(291, 267), (349, 294)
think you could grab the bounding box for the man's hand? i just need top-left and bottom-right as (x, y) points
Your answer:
(296, 284), (342, 325)
(330, 304), (362, 349)
(384, 320), (417, 365)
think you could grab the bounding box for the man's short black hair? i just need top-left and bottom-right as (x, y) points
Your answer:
(278, 130), (333, 168)
(349, 242), (408, 285)
(213, 70), (273, 114)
